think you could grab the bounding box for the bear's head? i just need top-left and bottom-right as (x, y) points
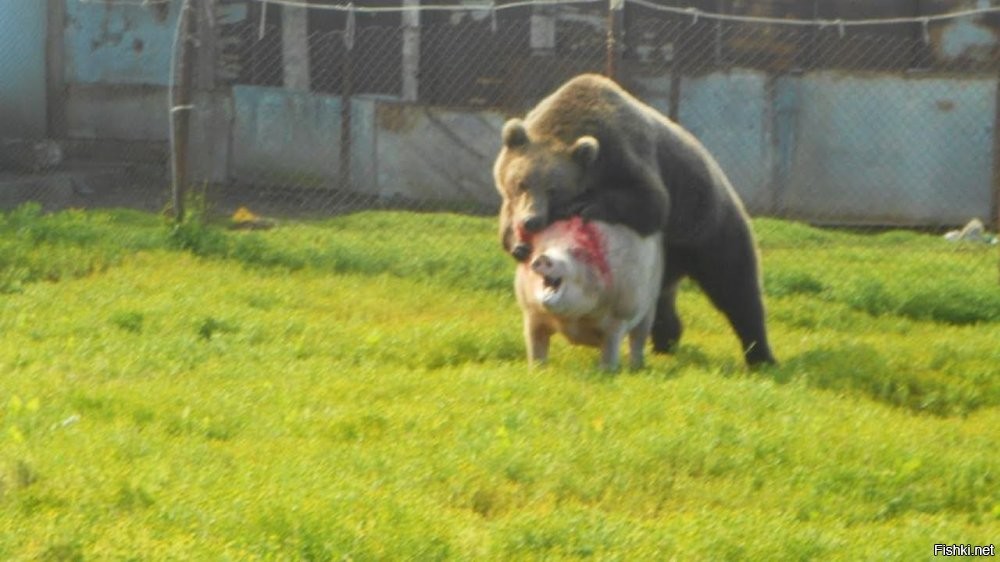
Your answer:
(494, 118), (600, 262)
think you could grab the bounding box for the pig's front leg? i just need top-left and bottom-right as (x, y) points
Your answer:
(524, 314), (553, 368)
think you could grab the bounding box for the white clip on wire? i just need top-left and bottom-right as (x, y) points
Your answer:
(686, 7), (700, 26)
(490, 0), (498, 34)
(921, 17), (930, 45)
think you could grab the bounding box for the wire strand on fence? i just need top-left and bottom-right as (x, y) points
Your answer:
(244, 0), (1000, 26)
(626, 0), (1000, 28)
(78, 0), (171, 5)
(252, 0), (603, 13)
(75, 0), (1000, 27)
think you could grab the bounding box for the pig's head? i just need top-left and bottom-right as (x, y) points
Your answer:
(524, 218), (610, 317)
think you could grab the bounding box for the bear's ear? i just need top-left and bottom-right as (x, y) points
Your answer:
(502, 119), (529, 149)
(571, 136), (599, 167)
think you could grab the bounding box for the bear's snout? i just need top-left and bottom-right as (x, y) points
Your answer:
(512, 243), (532, 262)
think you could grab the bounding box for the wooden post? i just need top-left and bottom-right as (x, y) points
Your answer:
(402, 0), (420, 102)
(605, 0), (624, 79)
(171, 0), (197, 222)
(282, 1), (311, 91)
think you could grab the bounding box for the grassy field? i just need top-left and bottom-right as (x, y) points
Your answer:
(1, 203), (998, 560)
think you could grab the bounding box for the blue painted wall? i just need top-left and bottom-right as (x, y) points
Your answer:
(636, 71), (994, 225)
(64, 0), (178, 86)
(0, 2), (48, 137)
(781, 73), (994, 224)
(232, 87), (345, 187)
(678, 71), (774, 213)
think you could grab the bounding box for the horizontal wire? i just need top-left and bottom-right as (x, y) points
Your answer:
(74, 0), (1000, 26)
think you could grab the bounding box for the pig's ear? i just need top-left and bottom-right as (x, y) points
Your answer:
(502, 119), (529, 148)
(571, 136), (599, 167)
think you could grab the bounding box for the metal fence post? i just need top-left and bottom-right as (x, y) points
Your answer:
(282, 1), (311, 91)
(605, 0), (624, 79)
(402, 0), (421, 102)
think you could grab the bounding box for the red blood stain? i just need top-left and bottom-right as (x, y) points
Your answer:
(567, 217), (612, 286)
(518, 217), (612, 286)
(516, 224), (533, 245)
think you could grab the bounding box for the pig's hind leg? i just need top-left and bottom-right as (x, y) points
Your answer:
(627, 310), (657, 371)
(600, 322), (631, 372)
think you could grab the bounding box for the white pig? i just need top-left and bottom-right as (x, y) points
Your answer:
(514, 216), (664, 371)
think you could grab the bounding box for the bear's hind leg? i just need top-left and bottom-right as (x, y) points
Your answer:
(688, 231), (775, 367)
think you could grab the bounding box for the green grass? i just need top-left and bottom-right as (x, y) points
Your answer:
(1, 205), (998, 560)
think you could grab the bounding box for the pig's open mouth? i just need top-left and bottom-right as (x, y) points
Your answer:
(542, 274), (563, 298)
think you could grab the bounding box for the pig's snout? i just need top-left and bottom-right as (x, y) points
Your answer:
(531, 254), (553, 274)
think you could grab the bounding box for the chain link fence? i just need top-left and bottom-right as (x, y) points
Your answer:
(1, 0), (999, 232)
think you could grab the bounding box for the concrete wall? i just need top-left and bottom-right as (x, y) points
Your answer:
(634, 70), (995, 225)
(62, 0), (178, 140)
(215, 72), (996, 224)
(232, 86), (346, 188)
(224, 87), (503, 206)
(0, 2), (48, 138)
(780, 73), (995, 225)
(64, 1), (177, 86)
(373, 103), (504, 206)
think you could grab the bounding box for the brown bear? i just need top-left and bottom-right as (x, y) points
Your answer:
(493, 73), (775, 366)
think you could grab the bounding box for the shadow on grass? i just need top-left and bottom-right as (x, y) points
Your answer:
(762, 344), (995, 417)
